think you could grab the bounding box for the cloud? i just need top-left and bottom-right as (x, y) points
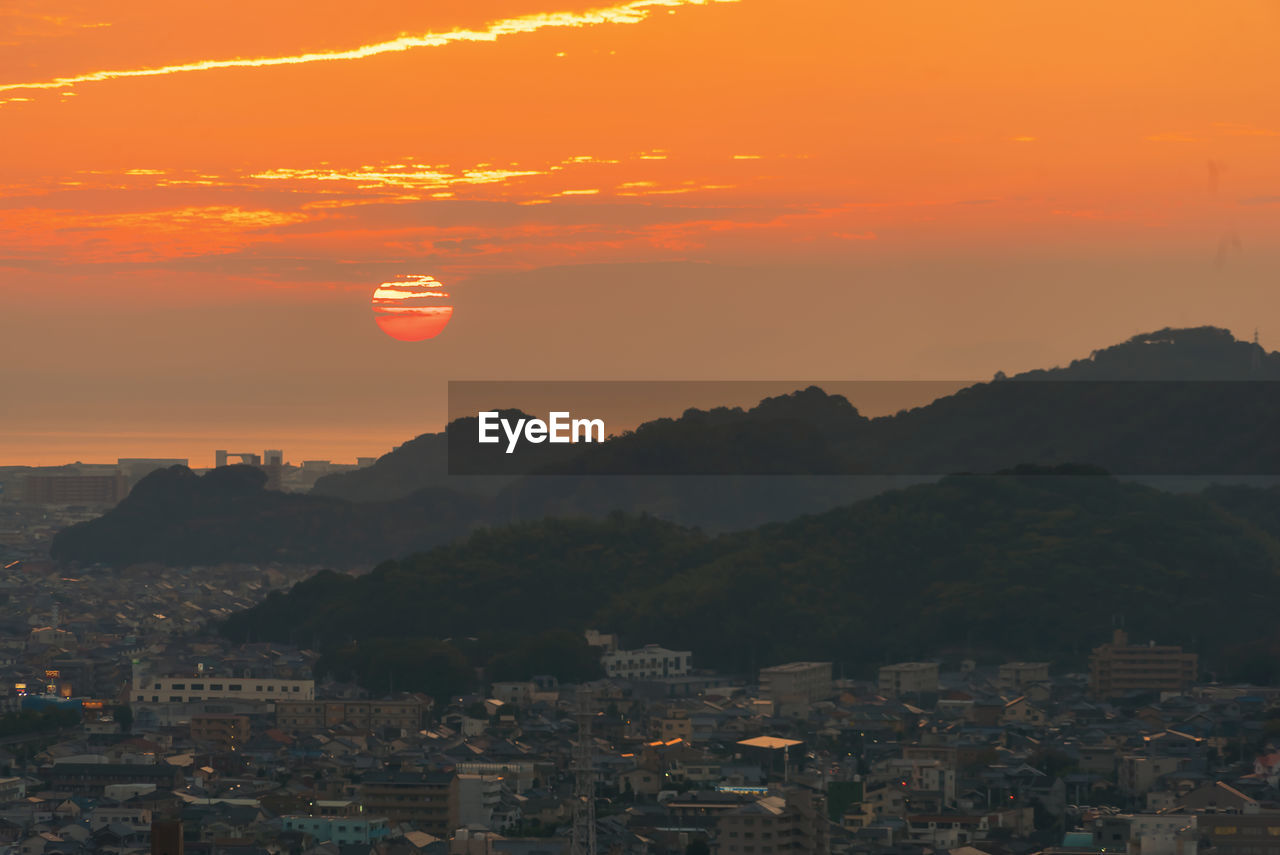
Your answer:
(0, 0), (737, 98)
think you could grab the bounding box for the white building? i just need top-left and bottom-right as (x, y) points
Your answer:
(602, 644), (692, 679)
(458, 774), (504, 829)
(132, 672), (314, 704)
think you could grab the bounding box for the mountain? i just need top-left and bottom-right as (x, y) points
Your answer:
(220, 468), (1280, 697)
(50, 464), (492, 566)
(50, 325), (1280, 566)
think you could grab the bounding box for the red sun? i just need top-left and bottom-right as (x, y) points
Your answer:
(371, 274), (454, 341)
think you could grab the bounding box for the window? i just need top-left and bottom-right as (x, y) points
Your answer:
(191, 683), (204, 690)
(169, 696), (182, 702)
(172, 683), (185, 690)
(229, 684), (242, 691)
(211, 684), (223, 691)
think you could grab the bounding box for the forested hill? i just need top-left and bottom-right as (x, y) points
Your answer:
(50, 325), (1280, 566)
(313, 325), (1280, 500)
(220, 468), (1280, 699)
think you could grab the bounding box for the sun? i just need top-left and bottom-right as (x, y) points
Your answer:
(371, 274), (454, 341)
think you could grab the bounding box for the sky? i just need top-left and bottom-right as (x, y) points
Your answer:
(2, 0), (1279, 466)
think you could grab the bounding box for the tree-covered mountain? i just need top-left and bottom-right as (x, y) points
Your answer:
(314, 325), (1280, 499)
(50, 325), (1280, 566)
(50, 464), (492, 566)
(220, 468), (1280, 698)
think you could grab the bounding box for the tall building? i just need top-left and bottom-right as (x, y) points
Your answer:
(1089, 629), (1197, 698)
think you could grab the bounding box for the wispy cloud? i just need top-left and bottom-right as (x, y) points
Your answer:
(0, 0), (737, 98)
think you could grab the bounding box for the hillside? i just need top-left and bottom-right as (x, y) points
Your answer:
(50, 325), (1280, 566)
(50, 464), (492, 566)
(313, 326), (1280, 498)
(221, 468), (1280, 697)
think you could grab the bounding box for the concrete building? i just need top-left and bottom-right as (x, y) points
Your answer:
(189, 714), (250, 751)
(1089, 630), (1197, 698)
(358, 770), (458, 834)
(457, 774), (503, 829)
(23, 469), (127, 506)
(132, 672), (314, 704)
(1119, 754), (1186, 796)
(1194, 815), (1280, 855)
(48, 763), (183, 796)
(878, 662), (939, 697)
(280, 815), (391, 845)
(275, 698), (426, 732)
(714, 788), (827, 855)
(759, 662), (833, 714)
(602, 644), (692, 679)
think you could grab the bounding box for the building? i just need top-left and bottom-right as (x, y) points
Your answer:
(759, 662), (833, 713)
(132, 672), (314, 704)
(358, 769), (459, 834)
(1195, 815), (1280, 855)
(190, 714), (250, 751)
(276, 698), (426, 732)
(1119, 754), (1186, 796)
(457, 774), (503, 828)
(998, 662), (1050, 694)
(23, 468), (127, 506)
(0, 778), (25, 802)
(602, 644), (692, 679)
(280, 815), (391, 845)
(49, 763), (183, 796)
(714, 788), (827, 855)
(878, 662), (939, 697)
(1089, 630), (1197, 698)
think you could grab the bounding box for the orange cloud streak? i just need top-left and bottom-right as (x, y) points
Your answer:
(0, 0), (737, 99)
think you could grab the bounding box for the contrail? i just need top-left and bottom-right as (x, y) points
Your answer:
(0, 0), (735, 95)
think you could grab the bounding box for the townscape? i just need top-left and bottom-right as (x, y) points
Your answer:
(0, 563), (1275, 855)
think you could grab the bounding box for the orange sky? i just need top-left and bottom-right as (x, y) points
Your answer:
(3, 0), (1279, 466)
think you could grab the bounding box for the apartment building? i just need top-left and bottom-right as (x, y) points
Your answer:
(275, 698), (426, 733)
(602, 644), (692, 679)
(759, 662), (833, 713)
(1090, 630), (1197, 698)
(132, 673), (314, 704)
(357, 770), (458, 835)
